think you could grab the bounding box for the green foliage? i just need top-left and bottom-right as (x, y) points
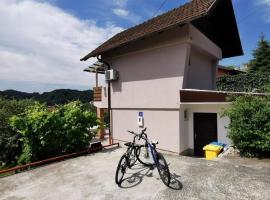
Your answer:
(10, 101), (99, 164)
(249, 34), (270, 73)
(222, 95), (270, 157)
(217, 72), (270, 92)
(0, 89), (93, 106)
(0, 98), (33, 166)
(217, 35), (270, 92)
(226, 65), (237, 70)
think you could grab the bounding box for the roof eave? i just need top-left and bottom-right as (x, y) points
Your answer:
(80, 13), (211, 61)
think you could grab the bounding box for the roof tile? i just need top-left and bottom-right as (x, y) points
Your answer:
(81, 0), (216, 60)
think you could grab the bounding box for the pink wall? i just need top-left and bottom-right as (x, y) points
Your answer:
(109, 43), (189, 109)
(184, 47), (217, 90)
(103, 25), (190, 109)
(98, 24), (223, 153)
(112, 109), (180, 153)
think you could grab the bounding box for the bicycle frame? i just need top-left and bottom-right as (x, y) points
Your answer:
(145, 141), (159, 165)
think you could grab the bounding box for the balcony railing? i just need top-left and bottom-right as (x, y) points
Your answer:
(93, 86), (102, 101)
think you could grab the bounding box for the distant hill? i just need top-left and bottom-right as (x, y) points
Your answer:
(0, 89), (93, 105)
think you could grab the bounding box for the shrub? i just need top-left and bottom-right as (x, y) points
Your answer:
(10, 101), (99, 164)
(222, 95), (270, 157)
(0, 98), (33, 166)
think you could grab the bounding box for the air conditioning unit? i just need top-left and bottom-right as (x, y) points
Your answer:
(105, 69), (119, 81)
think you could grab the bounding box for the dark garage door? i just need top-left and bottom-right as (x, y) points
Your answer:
(194, 113), (217, 157)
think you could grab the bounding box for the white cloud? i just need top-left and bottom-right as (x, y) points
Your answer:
(113, 8), (129, 17)
(260, 0), (270, 5)
(257, 0), (270, 22)
(113, 0), (128, 7)
(0, 0), (124, 91)
(111, 0), (141, 24)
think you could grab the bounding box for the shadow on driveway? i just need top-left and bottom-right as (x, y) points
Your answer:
(118, 163), (183, 190)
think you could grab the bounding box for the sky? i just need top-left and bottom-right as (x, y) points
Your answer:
(0, 0), (270, 93)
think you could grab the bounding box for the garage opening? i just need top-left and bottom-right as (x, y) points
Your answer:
(193, 113), (217, 157)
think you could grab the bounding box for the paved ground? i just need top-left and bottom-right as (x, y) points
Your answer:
(0, 147), (270, 200)
(216, 150), (270, 170)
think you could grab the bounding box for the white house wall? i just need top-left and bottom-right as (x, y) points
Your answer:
(112, 109), (180, 153)
(180, 103), (231, 153)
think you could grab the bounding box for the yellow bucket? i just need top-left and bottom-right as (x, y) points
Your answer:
(203, 144), (223, 160)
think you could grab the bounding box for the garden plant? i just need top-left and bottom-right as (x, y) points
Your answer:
(0, 100), (99, 166)
(222, 95), (270, 157)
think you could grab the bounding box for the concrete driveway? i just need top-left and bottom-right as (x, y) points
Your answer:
(0, 147), (269, 200)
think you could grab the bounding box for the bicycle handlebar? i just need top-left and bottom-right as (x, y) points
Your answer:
(127, 128), (148, 141)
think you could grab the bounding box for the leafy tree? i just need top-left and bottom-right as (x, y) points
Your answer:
(249, 34), (270, 73)
(0, 98), (33, 166)
(222, 95), (270, 157)
(10, 101), (99, 164)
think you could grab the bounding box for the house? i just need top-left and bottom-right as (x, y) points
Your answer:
(216, 65), (245, 77)
(81, 0), (244, 156)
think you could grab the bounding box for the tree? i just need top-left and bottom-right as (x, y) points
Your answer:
(0, 98), (34, 166)
(249, 34), (270, 73)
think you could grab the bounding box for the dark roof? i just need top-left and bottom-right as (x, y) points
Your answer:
(180, 89), (266, 103)
(81, 0), (243, 61)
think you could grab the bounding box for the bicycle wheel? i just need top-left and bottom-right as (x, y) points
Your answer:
(115, 155), (128, 185)
(136, 145), (155, 167)
(156, 152), (171, 186)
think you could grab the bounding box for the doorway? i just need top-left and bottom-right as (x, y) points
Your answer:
(193, 113), (217, 157)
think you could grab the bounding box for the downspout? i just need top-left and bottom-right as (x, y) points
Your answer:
(97, 55), (112, 145)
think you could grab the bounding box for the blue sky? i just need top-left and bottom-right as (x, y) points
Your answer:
(0, 0), (270, 92)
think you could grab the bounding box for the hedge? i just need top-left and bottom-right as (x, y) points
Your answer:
(217, 72), (270, 92)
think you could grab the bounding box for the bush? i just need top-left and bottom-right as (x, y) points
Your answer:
(0, 98), (33, 166)
(10, 101), (99, 164)
(217, 72), (270, 92)
(222, 95), (270, 157)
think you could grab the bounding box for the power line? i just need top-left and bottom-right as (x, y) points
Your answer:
(154, 0), (170, 17)
(153, 0), (257, 25)
(237, 7), (260, 25)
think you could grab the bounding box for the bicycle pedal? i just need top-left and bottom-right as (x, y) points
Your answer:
(146, 171), (153, 177)
(149, 165), (154, 170)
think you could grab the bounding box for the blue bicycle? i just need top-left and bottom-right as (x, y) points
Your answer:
(115, 128), (171, 186)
